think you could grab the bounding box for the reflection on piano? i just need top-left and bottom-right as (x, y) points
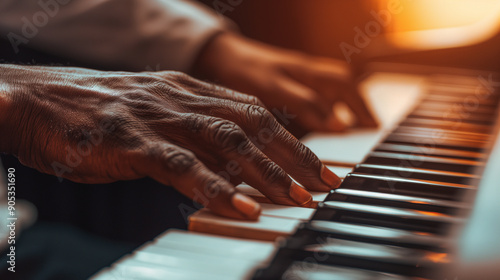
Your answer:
(92, 67), (500, 280)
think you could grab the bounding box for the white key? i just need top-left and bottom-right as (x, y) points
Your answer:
(325, 166), (353, 178)
(189, 209), (301, 241)
(106, 259), (240, 280)
(303, 73), (425, 165)
(154, 229), (275, 262)
(259, 203), (315, 220)
(235, 184), (328, 207)
(91, 230), (276, 280)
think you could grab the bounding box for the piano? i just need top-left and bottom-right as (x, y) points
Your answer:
(91, 65), (500, 280)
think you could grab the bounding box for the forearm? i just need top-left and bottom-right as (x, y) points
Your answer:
(0, 67), (14, 154)
(0, 0), (231, 72)
(0, 64), (30, 155)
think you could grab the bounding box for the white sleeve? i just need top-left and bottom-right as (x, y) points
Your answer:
(0, 0), (232, 72)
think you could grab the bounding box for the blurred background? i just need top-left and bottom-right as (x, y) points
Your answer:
(1, 0), (499, 246)
(197, 0), (500, 72)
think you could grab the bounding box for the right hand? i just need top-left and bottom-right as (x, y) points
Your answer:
(0, 65), (341, 220)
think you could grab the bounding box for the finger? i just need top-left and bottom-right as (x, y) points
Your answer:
(165, 73), (269, 108)
(342, 87), (378, 127)
(284, 56), (352, 86)
(136, 142), (261, 220)
(204, 101), (342, 192)
(200, 83), (267, 108)
(274, 78), (339, 132)
(183, 115), (313, 207)
(282, 58), (377, 128)
(326, 114), (348, 132)
(203, 161), (245, 187)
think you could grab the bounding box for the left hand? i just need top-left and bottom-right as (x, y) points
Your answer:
(193, 32), (377, 134)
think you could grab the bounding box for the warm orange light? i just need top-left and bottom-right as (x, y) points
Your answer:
(409, 200), (430, 205)
(383, 0), (500, 32)
(425, 252), (450, 263)
(375, 0), (500, 50)
(415, 210), (449, 217)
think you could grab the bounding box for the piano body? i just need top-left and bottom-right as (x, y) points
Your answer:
(92, 65), (500, 280)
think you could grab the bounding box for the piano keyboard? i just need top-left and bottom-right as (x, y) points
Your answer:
(92, 70), (500, 280)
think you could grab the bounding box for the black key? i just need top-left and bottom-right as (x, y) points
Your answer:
(254, 258), (418, 280)
(410, 109), (496, 124)
(353, 163), (479, 186)
(312, 201), (462, 234)
(291, 221), (450, 252)
(416, 102), (498, 115)
(375, 143), (486, 161)
(340, 174), (474, 201)
(364, 151), (484, 174)
(422, 95), (498, 106)
(384, 134), (488, 152)
(323, 188), (469, 215)
(393, 127), (491, 142)
(276, 239), (451, 278)
(281, 261), (417, 280)
(401, 118), (493, 134)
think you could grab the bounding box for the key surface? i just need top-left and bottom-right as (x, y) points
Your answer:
(353, 163), (479, 185)
(375, 143), (486, 161)
(313, 201), (462, 234)
(293, 221), (450, 251)
(364, 151), (483, 174)
(235, 184), (328, 208)
(189, 209), (302, 241)
(341, 173), (474, 201)
(325, 188), (469, 215)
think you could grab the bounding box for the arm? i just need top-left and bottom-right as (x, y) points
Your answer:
(0, 78), (15, 154)
(0, 0), (229, 72)
(0, 65), (341, 220)
(1, 0), (377, 134)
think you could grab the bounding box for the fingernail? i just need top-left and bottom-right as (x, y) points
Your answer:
(321, 165), (341, 189)
(289, 182), (313, 207)
(231, 193), (261, 219)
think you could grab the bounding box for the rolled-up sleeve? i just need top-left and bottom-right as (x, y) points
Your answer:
(0, 0), (231, 72)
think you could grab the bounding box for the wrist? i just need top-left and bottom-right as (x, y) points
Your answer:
(0, 65), (24, 154)
(192, 31), (243, 81)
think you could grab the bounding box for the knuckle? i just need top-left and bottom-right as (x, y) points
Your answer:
(148, 79), (183, 97)
(204, 83), (226, 96)
(207, 119), (247, 151)
(163, 71), (193, 83)
(293, 144), (321, 170)
(202, 178), (228, 198)
(242, 104), (273, 127)
(100, 107), (132, 133)
(120, 90), (163, 110)
(260, 160), (288, 185)
(241, 94), (265, 107)
(120, 90), (150, 101)
(129, 73), (162, 86)
(183, 113), (207, 133)
(152, 145), (197, 173)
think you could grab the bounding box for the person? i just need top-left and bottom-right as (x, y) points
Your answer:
(0, 0), (376, 278)
(0, 0), (376, 133)
(1, 64), (346, 219)
(0, 64), (346, 280)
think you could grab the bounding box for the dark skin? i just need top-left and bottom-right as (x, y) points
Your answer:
(0, 65), (341, 221)
(193, 32), (378, 133)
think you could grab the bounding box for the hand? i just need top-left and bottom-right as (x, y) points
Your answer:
(0, 65), (341, 220)
(194, 32), (377, 134)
